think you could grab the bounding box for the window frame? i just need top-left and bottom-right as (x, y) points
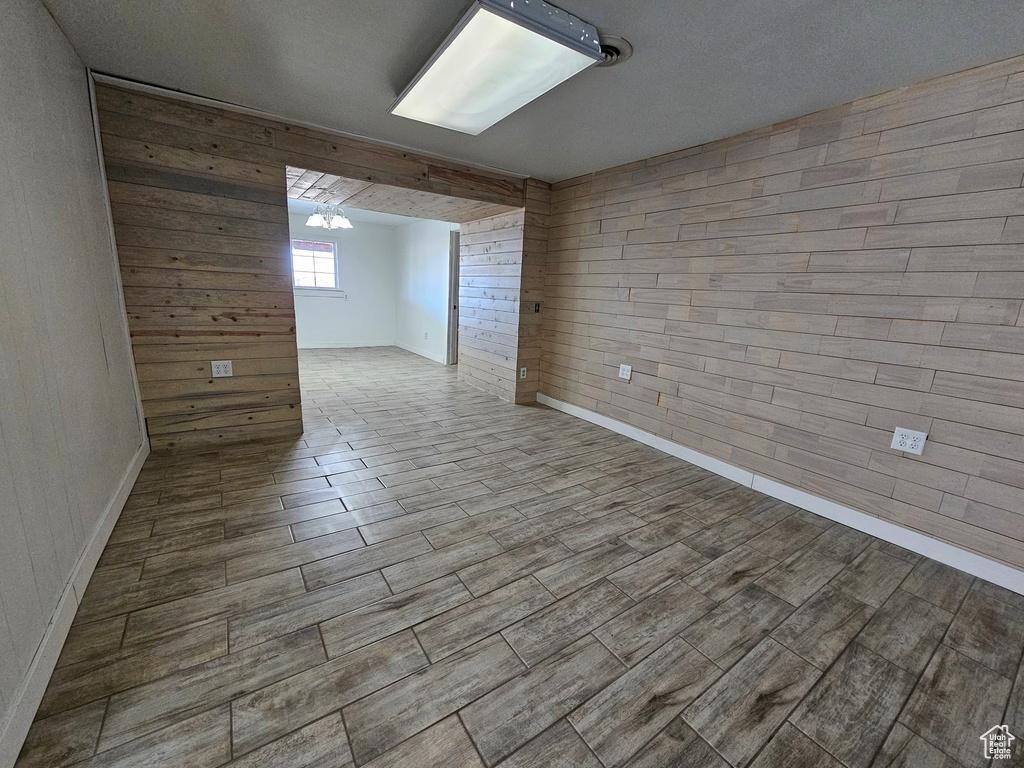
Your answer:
(290, 238), (341, 292)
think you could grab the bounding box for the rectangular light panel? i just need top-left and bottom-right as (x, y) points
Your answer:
(390, 0), (602, 135)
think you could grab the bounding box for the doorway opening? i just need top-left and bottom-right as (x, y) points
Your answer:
(285, 167), (515, 371)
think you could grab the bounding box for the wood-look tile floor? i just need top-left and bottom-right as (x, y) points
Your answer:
(18, 347), (1024, 768)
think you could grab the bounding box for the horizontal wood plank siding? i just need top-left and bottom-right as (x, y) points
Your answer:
(458, 211), (526, 402)
(541, 55), (1024, 569)
(516, 179), (552, 403)
(95, 83), (528, 448)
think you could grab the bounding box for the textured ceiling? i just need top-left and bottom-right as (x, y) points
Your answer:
(43, 0), (1024, 181)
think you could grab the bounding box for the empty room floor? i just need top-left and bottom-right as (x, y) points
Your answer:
(16, 347), (1024, 768)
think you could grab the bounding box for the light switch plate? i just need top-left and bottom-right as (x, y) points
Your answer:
(618, 364), (632, 381)
(211, 360), (233, 378)
(891, 427), (927, 455)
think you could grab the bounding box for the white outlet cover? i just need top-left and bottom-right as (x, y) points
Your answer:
(520, 367), (527, 380)
(891, 427), (927, 455)
(211, 360), (233, 378)
(618, 364), (632, 380)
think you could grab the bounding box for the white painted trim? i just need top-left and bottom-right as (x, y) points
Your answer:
(297, 341), (396, 350)
(751, 476), (1024, 596)
(293, 289), (348, 299)
(446, 230), (460, 367)
(536, 394), (754, 485)
(298, 342), (445, 363)
(86, 71), (149, 448)
(395, 341), (446, 365)
(0, 442), (148, 768)
(537, 393), (1024, 596)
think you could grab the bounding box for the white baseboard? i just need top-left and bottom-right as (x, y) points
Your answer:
(394, 341), (446, 365)
(297, 340), (396, 350)
(299, 341), (447, 365)
(536, 394), (754, 486)
(536, 393), (1024, 596)
(0, 441), (148, 768)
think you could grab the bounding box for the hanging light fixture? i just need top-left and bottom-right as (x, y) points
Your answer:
(305, 204), (353, 230)
(390, 0), (605, 135)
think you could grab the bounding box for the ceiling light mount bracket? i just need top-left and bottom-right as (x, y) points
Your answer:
(478, 0), (602, 56)
(596, 34), (633, 67)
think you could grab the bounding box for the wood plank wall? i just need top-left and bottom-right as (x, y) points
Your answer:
(456, 181), (551, 404)
(542, 55), (1024, 569)
(516, 179), (553, 403)
(458, 211), (527, 402)
(94, 83), (528, 449)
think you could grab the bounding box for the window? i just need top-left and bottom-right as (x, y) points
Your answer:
(291, 239), (338, 289)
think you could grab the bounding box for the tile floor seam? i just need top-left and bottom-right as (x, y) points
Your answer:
(850, 564), (974, 768)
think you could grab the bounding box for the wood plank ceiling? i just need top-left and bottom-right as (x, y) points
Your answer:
(286, 167), (521, 223)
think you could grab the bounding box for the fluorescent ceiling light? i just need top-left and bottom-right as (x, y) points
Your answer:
(390, 0), (603, 135)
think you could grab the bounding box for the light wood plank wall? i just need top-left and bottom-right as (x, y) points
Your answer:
(516, 179), (553, 403)
(94, 84), (529, 448)
(458, 211), (527, 402)
(542, 55), (1024, 569)
(457, 179), (551, 404)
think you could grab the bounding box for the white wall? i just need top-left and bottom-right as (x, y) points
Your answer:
(394, 220), (454, 364)
(288, 213), (454, 364)
(289, 214), (397, 349)
(0, 1), (147, 763)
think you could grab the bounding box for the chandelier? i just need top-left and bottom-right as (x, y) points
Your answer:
(305, 204), (353, 230)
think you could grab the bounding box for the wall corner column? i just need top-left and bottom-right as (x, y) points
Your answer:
(515, 178), (552, 404)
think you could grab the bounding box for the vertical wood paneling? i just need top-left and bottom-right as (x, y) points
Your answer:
(0, 442), (43, 701)
(541, 54), (1024, 569)
(1, 0), (144, 748)
(94, 83), (529, 448)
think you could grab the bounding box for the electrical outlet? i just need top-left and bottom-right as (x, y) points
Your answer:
(520, 367), (527, 380)
(618, 364), (632, 381)
(211, 360), (233, 378)
(424, 331), (428, 340)
(891, 427), (927, 455)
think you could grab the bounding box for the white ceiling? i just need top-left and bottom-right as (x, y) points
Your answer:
(286, 197), (427, 227)
(43, 0), (1024, 181)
